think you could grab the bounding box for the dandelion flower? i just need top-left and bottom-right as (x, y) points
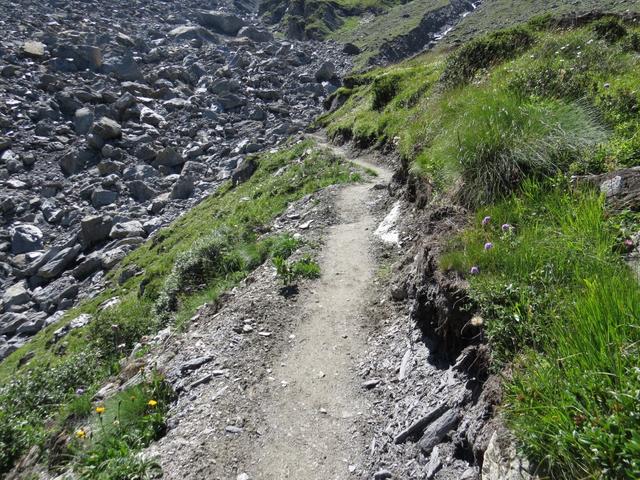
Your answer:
(75, 429), (86, 439)
(147, 399), (158, 408)
(481, 216), (491, 226)
(469, 266), (480, 275)
(95, 406), (105, 414)
(484, 242), (493, 251)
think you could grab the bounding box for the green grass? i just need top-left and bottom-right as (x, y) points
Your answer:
(0, 139), (360, 476)
(324, 17), (640, 479)
(71, 374), (171, 479)
(440, 181), (640, 478)
(322, 19), (640, 203)
(329, 0), (449, 68)
(439, 0), (640, 49)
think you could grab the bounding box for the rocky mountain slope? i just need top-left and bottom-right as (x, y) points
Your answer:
(0, 0), (349, 359)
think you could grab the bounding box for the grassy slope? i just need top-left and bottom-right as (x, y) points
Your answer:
(0, 139), (361, 475)
(329, 0), (449, 68)
(322, 17), (640, 479)
(440, 0), (640, 48)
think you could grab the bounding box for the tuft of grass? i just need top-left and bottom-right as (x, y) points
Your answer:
(372, 74), (401, 111)
(418, 89), (607, 206)
(72, 374), (171, 479)
(441, 180), (640, 478)
(439, 26), (535, 88)
(592, 16), (628, 43)
(272, 254), (321, 286)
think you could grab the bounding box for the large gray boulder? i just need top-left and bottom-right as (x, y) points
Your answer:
(110, 220), (146, 239)
(103, 53), (143, 81)
(169, 175), (195, 199)
(91, 189), (118, 208)
(127, 180), (158, 202)
(315, 61), (336, 82)
(153, 147), (184, 168)
(232, 157), (258, 186)
(53, 44), (103, 71)
(80, 215), (113, 248)
(238, 26), (273, 42)
(197, 10), (246, 36)
(74, 107), (94, 135)
(90, 117), (122, 141)
(169, 25), (218, 43)
(32, 276), (79, 313)
(2, 280), (30, 310)
(36, 244), (82, 279)
(11, 224), (43, 254)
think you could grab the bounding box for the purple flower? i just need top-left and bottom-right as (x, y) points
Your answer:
(502, 223), (512, 232)
(470, 266), (480, 275)
(482, 216), (491, 226)
(484, 242), (494, 251)
(76, 388), (85, 396)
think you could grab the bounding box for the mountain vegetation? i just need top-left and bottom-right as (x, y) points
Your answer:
(322, 14), (640, 478)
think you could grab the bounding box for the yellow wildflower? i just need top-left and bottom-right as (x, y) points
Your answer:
(147, 399), (158, 408)
(95, 406), (105, 414)
(75, 429), (86, 439)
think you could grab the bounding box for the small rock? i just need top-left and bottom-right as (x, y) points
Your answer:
(374, 470), (393, 479)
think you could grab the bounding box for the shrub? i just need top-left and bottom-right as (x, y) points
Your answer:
(592, 16), (627, 43)
(440, 26), (535, 87)
(273, 255), (321, 285)
(372, 74), (401, 111)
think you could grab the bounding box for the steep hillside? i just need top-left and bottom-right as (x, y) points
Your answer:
(0, 139), (362, 476)
(322, 14), (640, 479)
(441, 0), (640, 48)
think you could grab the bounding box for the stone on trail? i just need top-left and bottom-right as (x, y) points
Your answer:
(418, 408), (461, 455)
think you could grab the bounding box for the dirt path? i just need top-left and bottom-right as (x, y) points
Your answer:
(248, 149), (392, 478)
(144, 141), (394, 480)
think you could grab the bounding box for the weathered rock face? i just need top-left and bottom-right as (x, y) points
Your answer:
(573, 167), (640, 212)
(0, 0), (351, 357)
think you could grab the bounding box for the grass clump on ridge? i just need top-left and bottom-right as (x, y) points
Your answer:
(440, 182), (640, 479)
(0, 139), (359, 476)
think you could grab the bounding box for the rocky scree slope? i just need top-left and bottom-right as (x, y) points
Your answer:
(260, 0), (481, 68)
(0, 0), (350, 359)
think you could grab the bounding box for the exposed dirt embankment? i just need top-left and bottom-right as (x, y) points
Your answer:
(319, 138), (536, 479)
